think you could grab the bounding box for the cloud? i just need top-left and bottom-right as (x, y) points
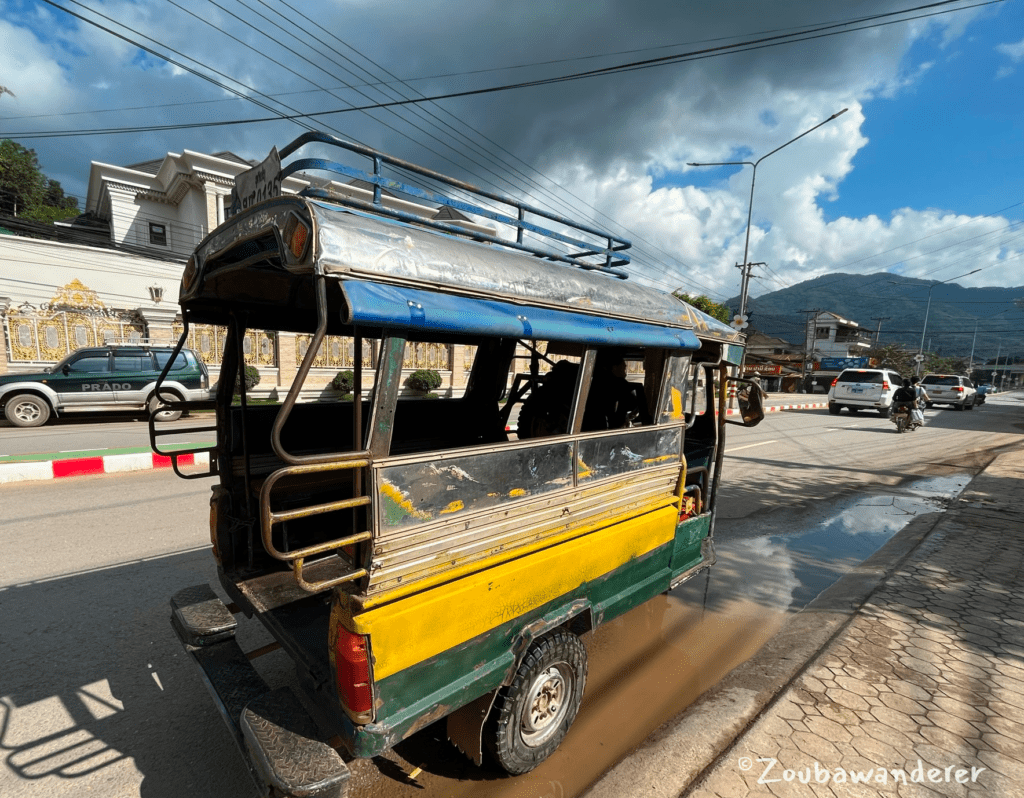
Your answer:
(0, 0), (1015, 301)
(996, 37), (1024, 62)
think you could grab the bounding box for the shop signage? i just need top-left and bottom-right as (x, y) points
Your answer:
(744, 363), (782, 375)
(819, 357), (869, 370)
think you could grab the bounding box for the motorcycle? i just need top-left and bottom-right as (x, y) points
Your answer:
(890, 402), (919, 433)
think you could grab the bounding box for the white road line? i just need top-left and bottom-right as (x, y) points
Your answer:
(725, 440), (778, 453)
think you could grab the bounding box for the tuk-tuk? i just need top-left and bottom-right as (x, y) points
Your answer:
(154, 131), (763, 797)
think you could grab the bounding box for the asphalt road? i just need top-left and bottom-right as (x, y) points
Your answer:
(0, 414), (208, 460)
(1, 393), (1020, 798)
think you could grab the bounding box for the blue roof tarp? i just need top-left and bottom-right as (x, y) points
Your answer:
(341, 280), (702, 350)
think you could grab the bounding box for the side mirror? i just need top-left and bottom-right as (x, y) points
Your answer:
(62, 365), (71, 376)
(725, 378), (767, 427)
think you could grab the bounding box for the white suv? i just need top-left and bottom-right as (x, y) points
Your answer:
(920, 374), (977, 410)
(827, 368), (904, 416)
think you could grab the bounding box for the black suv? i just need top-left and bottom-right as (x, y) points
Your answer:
(0, 344), (209, 427)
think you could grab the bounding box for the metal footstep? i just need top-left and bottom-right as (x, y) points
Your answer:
(171, 586), (350, 797)
(241, 688), (350, 798)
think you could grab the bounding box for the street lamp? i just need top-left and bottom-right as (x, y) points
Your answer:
(688, 106), (847, 395)
(887, 268), (983, 375)
(688, 108), (848, 322)
(968, 305), (1018, 375)
(916, 269), (982, 376)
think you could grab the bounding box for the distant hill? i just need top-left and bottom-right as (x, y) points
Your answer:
(729, 273), (1024, 362)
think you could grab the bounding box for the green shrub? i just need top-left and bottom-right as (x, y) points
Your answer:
(407, 368), (442, 392)
(234, 365), (261, 394)
(331, 370), (355, 395)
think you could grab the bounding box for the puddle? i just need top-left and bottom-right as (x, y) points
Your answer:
(360, 473), (972, 798)
(713, 472), (971, 611)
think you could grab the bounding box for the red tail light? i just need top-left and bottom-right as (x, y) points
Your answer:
(289, 221), (309, 259)
(283, 213), (311, 260)
(882, 380), (890, 391)
(955, 386), (964, 393)
(335, 625), (373, 719)
(830, 378), (837, 387)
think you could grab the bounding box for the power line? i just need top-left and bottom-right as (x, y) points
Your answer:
(5, 0), (998, 140)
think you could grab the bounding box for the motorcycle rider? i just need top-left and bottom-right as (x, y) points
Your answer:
(910, 375), (930, 427)
(892, 379), (917, 428)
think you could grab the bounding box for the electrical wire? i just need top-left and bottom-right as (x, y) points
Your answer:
(5, 0), (999, 140)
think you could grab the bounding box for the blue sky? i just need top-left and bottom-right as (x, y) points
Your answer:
(830, 7), (1024, 223)
(2, 0), (1023, 303)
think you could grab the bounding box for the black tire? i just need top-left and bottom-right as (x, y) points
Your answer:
(148, 392), (183, 422)
(878, 408), (889, 417)
(4, 393), (51, 427)
(966, 399), (974, 410)
(954, 401), (965, 411)
(828, 403), (841, 415)
(925, 402), (933, 409)
(896, 416), (906, 433)
(486, 630), (587, 775)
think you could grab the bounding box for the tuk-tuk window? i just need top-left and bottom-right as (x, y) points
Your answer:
(657, 354), (692, 424)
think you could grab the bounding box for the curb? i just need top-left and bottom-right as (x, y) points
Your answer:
(726, 401), (828, 416)
(582, 458), (991, 798)
(0, 450), (210, 486)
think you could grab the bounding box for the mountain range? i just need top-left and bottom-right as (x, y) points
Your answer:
(729, 273), (1024, 363)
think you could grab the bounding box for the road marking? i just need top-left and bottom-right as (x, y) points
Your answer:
(726, 440), (777, 453)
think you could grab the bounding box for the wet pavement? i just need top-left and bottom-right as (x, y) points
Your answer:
(343, 473), (976, 798)
(587, 444), (1024, 798)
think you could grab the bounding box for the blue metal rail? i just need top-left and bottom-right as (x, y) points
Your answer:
(277, 131), (632, 278)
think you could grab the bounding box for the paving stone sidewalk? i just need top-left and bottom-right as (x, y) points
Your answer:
(688, 447), (1024, 798)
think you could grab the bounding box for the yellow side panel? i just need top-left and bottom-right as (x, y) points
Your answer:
(352, 504), (677, 680)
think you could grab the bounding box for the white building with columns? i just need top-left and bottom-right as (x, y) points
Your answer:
(1, 146), (490, 396)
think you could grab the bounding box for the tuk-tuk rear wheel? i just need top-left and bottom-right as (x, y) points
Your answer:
(486, 629), (587, 775)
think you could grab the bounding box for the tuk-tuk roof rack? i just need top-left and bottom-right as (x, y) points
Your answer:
(277, 131), (632, 278)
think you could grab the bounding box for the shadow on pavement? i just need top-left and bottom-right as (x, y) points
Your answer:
(0, 549), (262, 798)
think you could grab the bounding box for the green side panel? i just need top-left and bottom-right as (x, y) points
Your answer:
(348, 540), (674, 757)
(670, 514), (712, 575)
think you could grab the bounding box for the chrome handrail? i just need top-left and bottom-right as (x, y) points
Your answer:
(148, 316), (218, 480)
(258, 458), (373, 593)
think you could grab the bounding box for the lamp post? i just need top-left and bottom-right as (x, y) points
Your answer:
(688, 108), (848, 323)
(916, 269), (981, 376)
(688, 109), (847, 398)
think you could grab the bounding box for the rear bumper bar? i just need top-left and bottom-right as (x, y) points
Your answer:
(170, 584), (350, 798)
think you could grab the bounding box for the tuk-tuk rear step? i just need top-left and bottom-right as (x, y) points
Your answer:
(223, 557), (364, 614)
(242, 688), (350, 798)
(171, 583), (238, 646)
(171, 585), (350, 798)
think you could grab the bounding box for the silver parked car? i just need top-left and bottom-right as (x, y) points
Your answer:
(827, 368), (904, 416)
(920, 374), (977, 410)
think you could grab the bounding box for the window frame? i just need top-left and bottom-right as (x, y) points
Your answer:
(148, 221), (168, 247)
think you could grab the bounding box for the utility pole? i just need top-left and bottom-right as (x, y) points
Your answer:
(871, 317), (890, 346)
(800, 309), (821, 393)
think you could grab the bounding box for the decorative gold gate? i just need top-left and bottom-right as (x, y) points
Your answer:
(3, 280), (144, 363)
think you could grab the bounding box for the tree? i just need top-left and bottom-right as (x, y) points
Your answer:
(868, 342), (969, 378)
(0, 139), (79, 222)
(868, 343), (916, 376)
(674, 292), (732, 324)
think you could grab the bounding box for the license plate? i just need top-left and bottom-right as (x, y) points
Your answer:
(852, 388), (863, 394)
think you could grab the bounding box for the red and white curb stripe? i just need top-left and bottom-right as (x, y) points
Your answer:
(726, 401), (828, 416)
(0, 451), (210, 486)
(1, 402), (827, 487)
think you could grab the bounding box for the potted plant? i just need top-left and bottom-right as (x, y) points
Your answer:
(406, 368), (442, 396)
(331, 369), (355, 398)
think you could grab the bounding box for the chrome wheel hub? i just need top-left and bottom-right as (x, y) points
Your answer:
(520, 664), (571, 747)
(14, 402), (40, 423)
